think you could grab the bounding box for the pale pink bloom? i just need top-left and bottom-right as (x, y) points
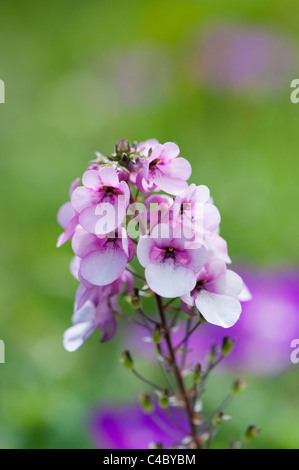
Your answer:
(71, 166), (130, 235)
(181, 259), (251, 328)
(165, 183), (220, 242)
(72, 226), (135, 286)
(137, 138), (159, 157)
(203, 231), (231, 264)
(137, 224), (207, 298)
(136, 141), (192, 195)
(56, 178), (80, 247)
(144, 194), (173, 231)
(63, 271), (133, 352)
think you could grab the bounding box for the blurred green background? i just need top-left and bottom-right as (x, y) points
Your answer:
(0, 0), (299, 448)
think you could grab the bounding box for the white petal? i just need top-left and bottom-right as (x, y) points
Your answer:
(137, 236), (155, 267)
(63, 321), (95, 352)
(72, 300), (96, 324)
(206, 270), (244, 297)
(195, 290), (241, 328)
(238, 283), (252, 301)
(145, 260), (196, 298)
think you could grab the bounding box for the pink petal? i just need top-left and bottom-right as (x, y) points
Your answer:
(193, 185), (210, 203)
(203, 204), (221, 232)
(57, 202), (75, 229)
(56, 215), (78, 247)
(181, 300), (197, 316)
(82, 169), (100, 190)
(70, 256), (81, 280)
(145, 260), (196, 298)
(195, 290), (241, 328)
(80, 243), (128, 286)
(95, 300), (117, 343)
(120, 180), (130, 206)
(159, 157), (191, 181)
(72, 226), (105, 258)
(71, 186), (97, 213)
(150, 170), (189, 195)
(186, 246), (207, 273)
(98, 166), (119, 187)
(137, 236), (155, 267)
(69, 178), (80, 198)
(161, 142), (180, 161)
(79, 200), (126, 235)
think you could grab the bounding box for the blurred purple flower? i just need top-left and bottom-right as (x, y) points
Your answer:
(127, 269), (299, 375)
(108, 46), (172, 108)
(89, 403), (187, 449)
(192, 24), (295, 91)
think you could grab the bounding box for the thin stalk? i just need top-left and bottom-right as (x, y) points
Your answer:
(175, 320), (201, 350)
(132, 368), (164, 392)
(154, 294), (201, 449)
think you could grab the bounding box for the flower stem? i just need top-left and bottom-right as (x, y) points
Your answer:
(154, 294), (201, 449)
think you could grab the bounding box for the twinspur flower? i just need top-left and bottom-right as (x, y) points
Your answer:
(57, 138), (250, 351)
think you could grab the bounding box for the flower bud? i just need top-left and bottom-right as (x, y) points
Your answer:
(213, 411), (231, 426)
(120, 350), (134, 370)
(213, 411), (224, 426)
(115, 139), (130, 155)
(209, 343), (217, 363)
(158, 389), (169, 409)
(244, 425), (260, 442)
(153, 325), (162, 344)
(139, 393), (153, 413)
(131, 288), (141, 309)
(232, 378), (247, 395)
(193, 363), (202, 384)
(150, 442), (163, 449)
(221, 336), (235, 356)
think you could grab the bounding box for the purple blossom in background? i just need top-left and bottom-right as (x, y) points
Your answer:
(128, 269), (299, 375)
(89, 403), (187, 449)
(192, 24), (295, 91)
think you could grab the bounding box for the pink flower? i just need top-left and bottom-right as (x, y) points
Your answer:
(144, 194), (173, 231)
(72, 226), (135, 286)
(136, 141), (192, 195)
(56, 178), (80, 247)
(166, 183), (221, 242)
(63, 271), (133, 352)
(181, 259), (251, 328)
(71, 166), (130, 235)
(137, 224), (207, 298)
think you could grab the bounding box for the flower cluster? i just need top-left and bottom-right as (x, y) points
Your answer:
(57, 139), (250, 351)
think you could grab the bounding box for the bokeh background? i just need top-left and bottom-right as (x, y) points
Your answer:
(0, 0), (299, 449)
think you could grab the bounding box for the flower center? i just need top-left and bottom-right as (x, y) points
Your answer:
(100, 186), (115, 196)
(164, 246), (175, 259)
(149, 158), (162, 169)
(195, 279), (207, 291)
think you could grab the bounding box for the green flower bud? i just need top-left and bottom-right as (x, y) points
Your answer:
(244, 425), (260, 442)
(153, 325), (162, 344)
(232, 378), (247, 395)
(221, 336), (235, 356)
(159, 389), (169, 409)
(120, 350), (134, 370)
(131, 288), (141, 309)
(209, 344), (217, 363)
(139, 393), (153, 413)
(193, 363), (202, 384)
